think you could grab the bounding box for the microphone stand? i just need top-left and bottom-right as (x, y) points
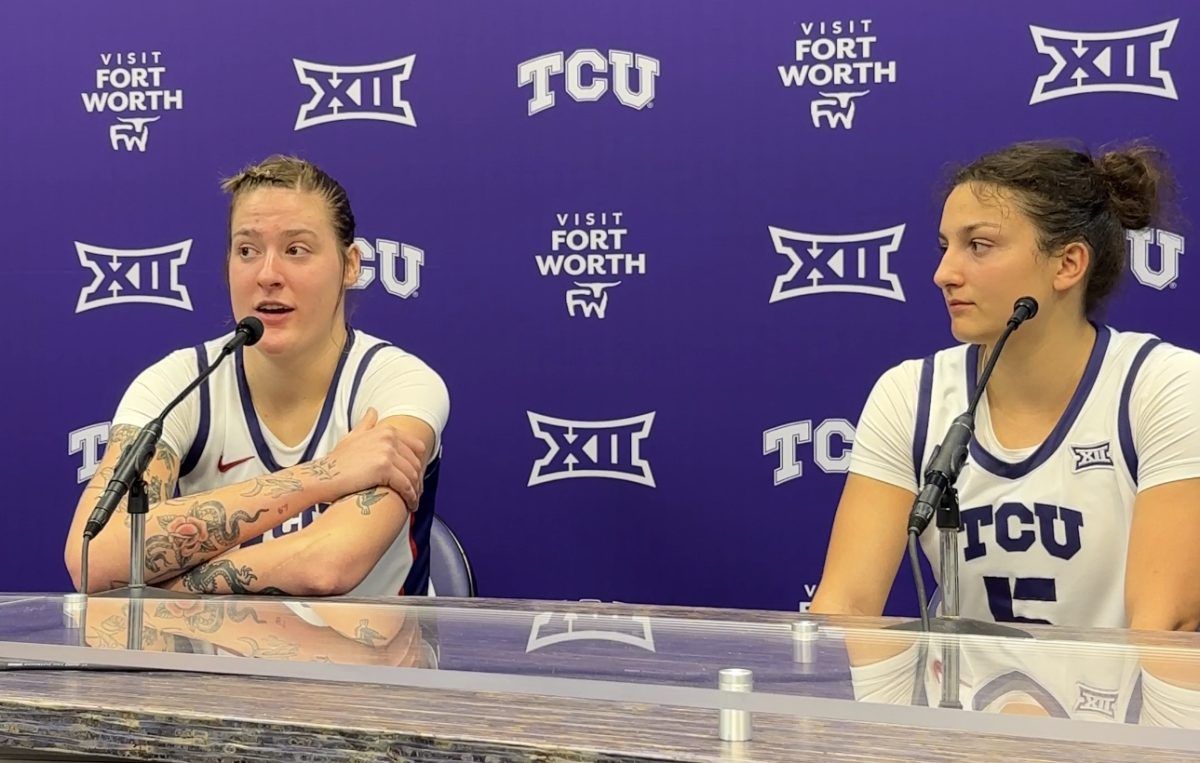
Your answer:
(82, 320), (265, 649)
(891, 299), (1039, 709)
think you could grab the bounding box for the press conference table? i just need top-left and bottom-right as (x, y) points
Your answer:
(1, 595), (1199, 762)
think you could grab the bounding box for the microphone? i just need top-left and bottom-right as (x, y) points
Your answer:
(907, 297), (1039, 535)
(222, 316), (264, 354)
(1010, 296), (1038, 326)
(83, 317), (265, 540)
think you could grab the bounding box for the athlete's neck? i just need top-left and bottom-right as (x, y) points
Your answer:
(242, 324), (350, 415)
(979, 317), (1097, 417)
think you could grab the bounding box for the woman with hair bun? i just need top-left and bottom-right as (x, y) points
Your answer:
(811, 142), (1200, 631)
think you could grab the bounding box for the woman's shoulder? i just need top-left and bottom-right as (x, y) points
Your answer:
(1106, 326), (1200, 376)
(349, 328), (436, 366)
(876, 343), (970, 386)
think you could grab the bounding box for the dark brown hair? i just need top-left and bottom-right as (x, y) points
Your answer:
(950, 141), (1174, 314)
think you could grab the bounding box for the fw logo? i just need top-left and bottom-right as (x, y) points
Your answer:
(566, 281), (621, 318)
(109, 116), (160, 152)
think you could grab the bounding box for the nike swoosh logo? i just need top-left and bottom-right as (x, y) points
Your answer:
(217, 455), (255, 473)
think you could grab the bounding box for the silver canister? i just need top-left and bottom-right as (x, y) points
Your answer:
(62, 593), (87, 629)
(718, 667), (753, 742)
(792, 619), (818, 664)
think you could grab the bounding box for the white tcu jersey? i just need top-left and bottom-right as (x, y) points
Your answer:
(176, 329), (441, 597)
(914, 327), (1161, 628)
(853, 638), (1200, 727)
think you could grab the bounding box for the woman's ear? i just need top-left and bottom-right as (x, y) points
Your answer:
(343, 241), (362, 288)
(1053, 240), (1091, 294)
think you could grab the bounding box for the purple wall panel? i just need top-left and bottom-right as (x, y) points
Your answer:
(0, 0), (1191, 614)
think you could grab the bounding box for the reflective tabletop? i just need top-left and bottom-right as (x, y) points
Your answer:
(2, 594), (1199, 761)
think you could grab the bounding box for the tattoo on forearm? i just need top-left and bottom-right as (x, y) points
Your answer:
(237, 635), (300, 659)
(241, 474), (303, 499)
(299, 458), (338, 481)
(354, 619), (386, 647)
(147, 475), (175, 505)
(151, 601), (266, 634)
(88, 613), (127, 649)
(144, 501), (269, 574)
(107, 425), (140, 449)
(153, 601), (226, 634)
(179, 560), (289, 596)
(227, 603), (267, 624)
(106, 424), (178, 474)
(96, 425), (177, 510)
(154, 439), (178, 474)
(355, 488), (387, 516)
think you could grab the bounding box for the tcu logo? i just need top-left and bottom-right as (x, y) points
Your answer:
(293, 56), (416, 130)
(1070, 442), (1113, 472)
(351, 237), (424, 298)
(1128, 228), (1184, 290)
(527, 411), (655, 487)
(526, 610), (656, 652)
(518, 49), (660, 116)
(769, 224), (905, 302)
(109, 116), (160, 152)
(1029, 20), (1178, 104)
(75, 240), (192, 313)
(962, 503), (1083, 562)
(566, 281), (620, 318)
(763, 419), (855, 486)
(69, 422), (111, 482)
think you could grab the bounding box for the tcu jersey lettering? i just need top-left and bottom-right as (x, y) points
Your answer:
(178, 329), (439, 596)
(914, 327), (1162, 627)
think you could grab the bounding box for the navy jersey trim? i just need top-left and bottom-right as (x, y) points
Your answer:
(180, 344), (211, 478)
(1118, 338), (1163, 487)
(1124, 672), (1144, 724)
(346, 342), (394, 424)
(912, 355), (935, 485)
(967, 325), (1111, 480)
(235, 329), (357, 472)
(400, 455), (441, 596)
(972, 671), (1070, 718)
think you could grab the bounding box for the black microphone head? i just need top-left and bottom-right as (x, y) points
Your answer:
(238, 316), (265, 346)
(1013, 296), (1039, 323)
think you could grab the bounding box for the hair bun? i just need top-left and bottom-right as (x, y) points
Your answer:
(1095, 146), (1166, 230)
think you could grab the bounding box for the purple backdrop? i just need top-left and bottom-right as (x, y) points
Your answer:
(0, 0), (1192, 614)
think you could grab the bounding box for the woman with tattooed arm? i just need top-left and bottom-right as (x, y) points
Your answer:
(64, 156), (449, 597)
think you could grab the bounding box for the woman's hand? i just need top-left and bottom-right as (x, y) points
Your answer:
(311, 407), (427, 511)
